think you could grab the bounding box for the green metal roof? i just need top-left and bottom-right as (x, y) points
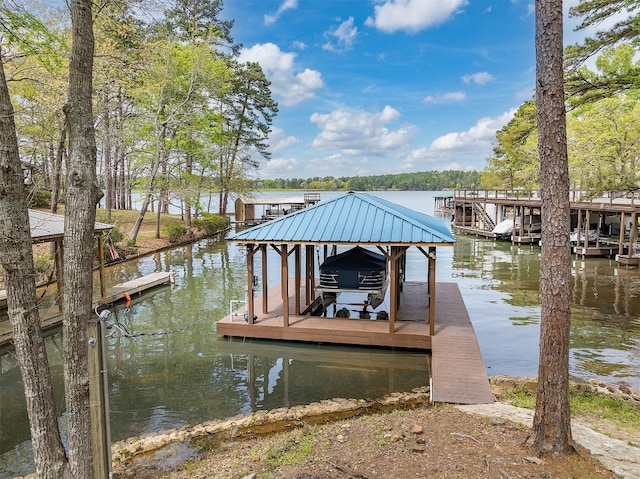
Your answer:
(229, 191), (455, 245)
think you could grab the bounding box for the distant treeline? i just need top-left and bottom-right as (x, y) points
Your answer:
(256, 170), (482, 191)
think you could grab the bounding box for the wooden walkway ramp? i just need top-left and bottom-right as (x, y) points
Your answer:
(0, 272), (173, 350)
(431, 283), (494, 404)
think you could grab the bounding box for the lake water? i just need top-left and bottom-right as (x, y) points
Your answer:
(1, 190), (639, 477)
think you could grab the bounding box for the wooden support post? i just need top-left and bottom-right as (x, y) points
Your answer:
(428, 246), (436, 336)
(596, 212), (603, 247)
(583, 209), (591, 251)
(576, 208), (583, 254)
(294, 245), (301, 315)
(518, 206), (525, 241)
(97, 232), (106, 298)
(630, 211), (638, 254)
(261, 245), (268, 314)
(54, 240), (64, 312)
(247, 244), (255, 325)
(389, 246), (397, 334)
(618, 212), (625, 257)
(88, 315), (111, 479)
(305, 245), (314, 305)
(281, 244), (289, 327)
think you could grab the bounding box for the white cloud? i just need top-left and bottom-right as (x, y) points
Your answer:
(238, 43), (324, 106)
(264, 0), (298, 25)
(423, 91), (466, 103)
(292, 40), (306, 50)
(310, 105), (417, 156)
(400, 109), (515, 170)
(365, 0), (467, 34)
(306, 154), (370, 176)
(431, 110), (513, 150)
(462, 72), (494, 85)
(263, 157), (300, 175)
(323, 17), (358, 52)
(269, 127), (300, 153)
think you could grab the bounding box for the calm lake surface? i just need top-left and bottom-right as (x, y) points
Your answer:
(1, 190), (639, 476)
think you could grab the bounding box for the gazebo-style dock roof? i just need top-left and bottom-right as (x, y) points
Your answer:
(218, 191), (494, 404)
(221, 191), (454, 343)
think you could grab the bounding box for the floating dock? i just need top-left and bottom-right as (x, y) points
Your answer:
(0, 272), (173, 351)
(218, 280), (493, 405)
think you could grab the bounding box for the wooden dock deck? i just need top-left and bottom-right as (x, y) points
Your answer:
(0, 272), (173, 350)
(218, 281), (493, 404)
(431, 283), (494, 404)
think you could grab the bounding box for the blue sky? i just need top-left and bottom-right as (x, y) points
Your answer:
(221, 0), (598, 180)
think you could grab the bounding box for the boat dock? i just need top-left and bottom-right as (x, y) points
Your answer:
(234, 193), (321, 225)
(453, 189), (640, 265)
(218, 280), (493, 405)
(433, 192), (454, 212)
(0, 272), (173, 351)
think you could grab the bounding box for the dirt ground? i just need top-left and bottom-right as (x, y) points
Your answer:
(141, 405), (613, 479)
(112, 378), (639, 479)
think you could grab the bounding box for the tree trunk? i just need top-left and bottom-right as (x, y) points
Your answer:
(185, 152), (193, 227)
(63, 0), (103, 476)
(118, 149), (127, 209)
(0, 54), (71, 479)
(103, 103), (114, 220)
(531, 0), (573, 456)
(128, 123), (166, 242)
(51, 118), (67, 214)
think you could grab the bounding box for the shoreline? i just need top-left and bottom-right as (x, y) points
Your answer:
(110, 376), (640, 476)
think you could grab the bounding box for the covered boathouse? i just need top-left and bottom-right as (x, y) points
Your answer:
(217, 191), (494, 404)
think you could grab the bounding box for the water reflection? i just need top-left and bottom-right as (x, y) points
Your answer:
(451, 234), (640, 387)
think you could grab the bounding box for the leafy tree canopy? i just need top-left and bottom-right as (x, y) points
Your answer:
(565, 0), (640, 106)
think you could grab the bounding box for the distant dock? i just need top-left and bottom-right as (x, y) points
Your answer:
(452, 189), (640, 265)
(233, 193), (321, 225)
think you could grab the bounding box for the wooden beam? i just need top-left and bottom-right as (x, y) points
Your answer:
(247, 244), (255, 325)
(389, 246), (397, 334)
(618, 212), (625, 257)
(261, 244), (268, 314)
(88, 317), (111, 479)
(97, 232), (106, 298)
(54, 240), (63, 312)
(281, 244), (289, 326)
(429, 246), (436, 336)
(583, 209), (591, 251)
(294, 245), (301, 315)
(576, 208), (583, 253)
(305, 245), (314, 305)
(630, 211), (638, 252)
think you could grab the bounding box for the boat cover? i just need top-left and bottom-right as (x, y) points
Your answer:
(319, 246), (387, 291)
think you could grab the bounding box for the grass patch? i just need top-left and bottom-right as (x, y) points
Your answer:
(264, 429), (319, 467)
(497, 382), (640, 442)
(569, 387), (640, 431)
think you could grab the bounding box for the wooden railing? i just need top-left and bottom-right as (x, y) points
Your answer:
(453, 189), (638, 207)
